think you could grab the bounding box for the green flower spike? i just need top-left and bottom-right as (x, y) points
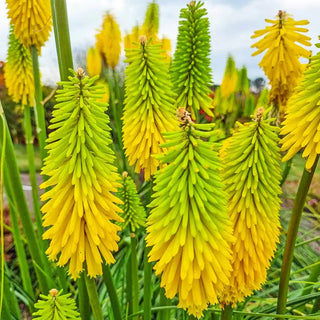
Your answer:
(33, 289), (80, 320)
(142, 1), (160, 41)
(170, 1), (213, 119)
(122, 36), (178, 181)
(117, 171), (146, 232)
(220, 107), (282, 306)
(146, 108), (233, 318)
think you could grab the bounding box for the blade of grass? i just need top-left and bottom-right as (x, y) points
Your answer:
(23, 105), (44, 245)
(3, 170), (35, 305)
(0, 106), (51, 293)
(0, 102), (6, 319)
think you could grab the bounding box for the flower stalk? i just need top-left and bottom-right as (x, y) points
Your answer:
(277, 157), (319, 314)
(30, 45), (47, 163)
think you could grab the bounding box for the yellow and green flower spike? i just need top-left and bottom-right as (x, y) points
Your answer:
(146, 108), (233, 318)
(40, 68), (123, 279)
(221, 55), (238, 100)
(96, 13), (121, 69)
(86, 47), (102, 77)
(251, 11), (311, 115)
(6, 0), (52, 52)
(281, 39), (320, 170)
(171, 1), (213, 119)
(220, 108), (282, 306)
(141, 1), (160, 42)
(4, 28), (34, 107)
(122, 36), (178, 181)
(117, 172), (146, 232)
(33, 289), (80, 320)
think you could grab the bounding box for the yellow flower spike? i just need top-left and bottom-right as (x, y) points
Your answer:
(220, 55), (238, 99)
(281, 39), (320, 171)
(40, 68), (123, 279)
(124, 24), (141, 50)
(6, 0), (52, 52)
(96, 79), (110, 104)
(251, 11), (311, 114)
(147, 109), (233, 318)
(220, 108), (282, 306)
(141, 2), (160, 42)
(86, 47), (102, 77)
(96, 13), (121, 69)
(161, 37), (172, 64)
(4, 28), (34, 107)
(122, 36), (178, 181)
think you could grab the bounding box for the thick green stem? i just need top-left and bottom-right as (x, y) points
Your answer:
(144, 245), (152, 320)
(78, 273), (91, 320)
(102, 265), (122, 320)
(221, 304), (233, 320)
(23, 106), (44, 243)
(0, 110), (51, 293)
(126, 251), (133, 315)
(50, 0), (74, 80)
(85, 275), (104, 320)
(277, 157), (319, 314)
(158, 287), (171, 320)
(30, 46), (47, 163)
(280, 158), (293, 186)
(130, 233), (139, 317)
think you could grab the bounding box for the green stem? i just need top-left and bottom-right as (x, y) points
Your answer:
(130, 233), (139, 317)
(221, 304), (233, 320)
(102, 264), (122, 320)
(30, 46), (47, 163)
(144, 245), (152, 320)
(78, 273), (91, 320)
(84, 275), (104, 320)
(0, 109), (51, 293)
(277, 157), (319, 314)
(105, 68), (122, 146)
(158, 287), (171, 320)
(280, 158), (293, 186)
(50, 0), (74, 80)
(23, 106), (44, 243)
(126, 250), (133, 315)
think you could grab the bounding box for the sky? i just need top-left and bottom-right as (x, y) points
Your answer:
(1, 0), (320, 86)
